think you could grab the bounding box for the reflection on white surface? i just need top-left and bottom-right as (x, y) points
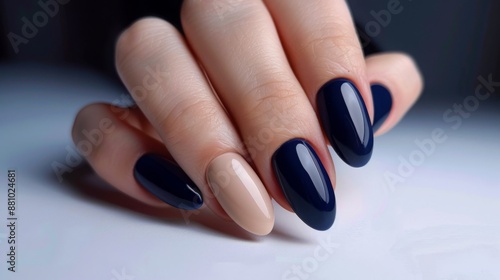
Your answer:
(0, 64), (499, 280)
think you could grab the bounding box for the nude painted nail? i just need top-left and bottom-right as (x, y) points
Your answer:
(207, 153), (274, 235)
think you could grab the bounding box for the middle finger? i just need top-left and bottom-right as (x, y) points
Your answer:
(182, 0), (336, 230)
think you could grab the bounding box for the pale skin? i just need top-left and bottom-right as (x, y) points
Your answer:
(72, 0), (423, 234)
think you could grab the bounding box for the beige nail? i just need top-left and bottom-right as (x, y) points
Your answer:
(207, 153), (274, 235)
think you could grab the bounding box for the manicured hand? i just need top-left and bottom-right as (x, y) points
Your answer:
(72, 0), (423, 235)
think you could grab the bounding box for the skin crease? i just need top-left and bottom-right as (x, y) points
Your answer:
(263, 0), (374, 120)
(72, 0), (423, 235)
(181, 1), (335, 211)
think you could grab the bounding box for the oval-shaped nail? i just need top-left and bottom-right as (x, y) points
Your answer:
(317, 79), (373, 167)
(371, 84), (393, 133)
(272, 139), (336, 231)
(134, 154), (203, 210)
(207, 153), (274, 235)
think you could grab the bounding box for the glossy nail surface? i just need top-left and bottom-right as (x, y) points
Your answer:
(272, 139), (336, 230)
(207, 153), (274, 235)
(317, 79), (373, 167)
(371, 84), (393, 133)
(134, 154), (203, 210)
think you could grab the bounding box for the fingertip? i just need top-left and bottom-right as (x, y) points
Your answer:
(371, 83), (393, 134)
(366, 52), (424, 136)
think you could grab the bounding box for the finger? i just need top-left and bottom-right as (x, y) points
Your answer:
(110, 105), (162, 141)
(115, 18), (274, 235)
(72, 103), (203, 210)
(365, 53), (424, 136)
(182, 1), (336, 230)
(264, 0), (374, 167)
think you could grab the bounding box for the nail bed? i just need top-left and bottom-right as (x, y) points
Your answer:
(134, 154), (203, 210)
(272, 139), (336, 231)
(317, 79), (373, 167)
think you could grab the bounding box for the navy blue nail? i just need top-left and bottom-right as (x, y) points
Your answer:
(272, 139), (336, 230)
(317, 79), (373, 167)
(371, 84), (393, 133)
(134, 154), (203, 210)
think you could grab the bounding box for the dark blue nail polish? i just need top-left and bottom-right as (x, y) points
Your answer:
(134, 154), (203, 210)
(371, 84), (393, 133)
(272, 139), (336, 231)
(317, 79), (373, 167)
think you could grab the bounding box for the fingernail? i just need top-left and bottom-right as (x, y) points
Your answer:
(317, 79), (373, 167)
(371, 84), (393, 133)
(207, 153), (274, 235)
(134, 154), (203, 210)
(272, 139), (336, 231)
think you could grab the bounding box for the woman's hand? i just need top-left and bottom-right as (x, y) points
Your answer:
(72, 0), (422, 235)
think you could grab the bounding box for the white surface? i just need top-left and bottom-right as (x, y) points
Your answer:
(0, 64), (499, 280)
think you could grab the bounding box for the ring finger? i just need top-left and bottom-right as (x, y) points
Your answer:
(115, 18), (274, 235)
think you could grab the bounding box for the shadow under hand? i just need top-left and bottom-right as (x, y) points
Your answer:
(55, 162), (257, 241)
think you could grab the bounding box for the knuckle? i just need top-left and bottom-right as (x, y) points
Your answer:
(156, 96), (220, 147)
(115, 17), (177, 67)
(302, 14), (355, 49)
(301, 15), (365, 77)
(246, 80), (299, 111)
(182, 0), (258, 28)
(241, 79), (302, 128)
(308, 33), (363, 69)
